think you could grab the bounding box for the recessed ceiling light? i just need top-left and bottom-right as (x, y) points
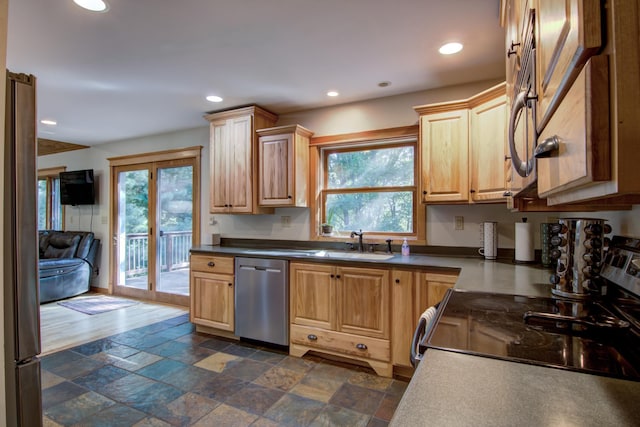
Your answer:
(73, 0), (109, 12)
(40, 119), (57, 126)
(327, 91), (339, 97)
(206, 95), (223, 103)
(378, 81), (391, 88)
(439, 42), (463, 55)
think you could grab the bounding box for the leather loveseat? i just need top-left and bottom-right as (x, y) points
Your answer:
(38, 230), (100, 303)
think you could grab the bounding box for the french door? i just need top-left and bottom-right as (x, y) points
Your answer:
(111, 150), (200, 307)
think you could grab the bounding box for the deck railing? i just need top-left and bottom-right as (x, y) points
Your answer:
(125, 231), (192, 277)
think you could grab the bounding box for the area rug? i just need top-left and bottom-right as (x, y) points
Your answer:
(57, 295), (139, 315)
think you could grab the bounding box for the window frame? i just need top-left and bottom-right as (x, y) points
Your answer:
(310, 126), (425, 244)
(38, 166), (66, 230)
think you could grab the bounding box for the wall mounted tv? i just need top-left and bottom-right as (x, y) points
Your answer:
(59, 169), (95, 205)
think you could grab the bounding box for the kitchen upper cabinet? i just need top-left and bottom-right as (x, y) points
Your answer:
(190, 254), (235, 332)
(535, 0), (603, 131)
(414, 83), (507, 204)
(205, 106), (278, 214)
(417, 106), (469, 203)
(290, 262), (392, 377)
(533, 0), (640, 205)
(469, 90), (508, 202)
(257, 125), (313, 207)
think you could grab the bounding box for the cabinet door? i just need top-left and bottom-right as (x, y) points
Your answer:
(259, 133), (293, 206)
(190, 271), (234, 331)
(536, 0), (602, 130)
(209, 120), (229, 213)
(537, 57), (610, 198)
(390, 269), (415, 367)
(228, 115), (253, 213)
(290, 262), (336, 330)
(470, 94), (508, 202)
(420, 109), (469, 203)
(416, 272), (458, 313)
(337, 267), (390, 339)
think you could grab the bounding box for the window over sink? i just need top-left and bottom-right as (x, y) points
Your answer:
(311, 127), (425, 242)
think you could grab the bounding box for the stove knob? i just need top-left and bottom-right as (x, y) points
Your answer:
(550, 274), (561, 285)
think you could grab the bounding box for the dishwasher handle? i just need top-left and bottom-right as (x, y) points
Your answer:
(238, 265), (282, 273)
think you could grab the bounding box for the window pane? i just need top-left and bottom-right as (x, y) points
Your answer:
(326, 191), (413, 233)
(51, 178), (62, 230)
(327, 146), (414, 189)
(37, 179), (47, 230)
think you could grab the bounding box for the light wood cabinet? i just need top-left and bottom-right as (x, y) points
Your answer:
(391, 270), (458, 368)
(205, 106), (278, 214)
(190, 254), (235, 332)
(418, 107), (469, 203)
(415, 83), (507, 204)
(257, 125), (313, 207)
(469, 92), (508, 202)
(290, 262), (392, 376)
(535, 0), (603, 131)
(533, 0), (640, 206)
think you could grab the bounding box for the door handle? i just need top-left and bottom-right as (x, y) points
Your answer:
(159, 230), (165, 237)
(508, 90), (536, 178)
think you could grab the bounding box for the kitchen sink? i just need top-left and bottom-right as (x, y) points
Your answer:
(312, 250), (394, 261)
(243, 249), (316, 257)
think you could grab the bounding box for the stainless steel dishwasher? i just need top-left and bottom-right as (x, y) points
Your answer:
(234, 257), (289, 346)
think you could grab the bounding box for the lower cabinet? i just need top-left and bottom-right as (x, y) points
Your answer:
(289, 262), (392, 377)
(391, 270), (458, 368)
(190, 254), (235, 332)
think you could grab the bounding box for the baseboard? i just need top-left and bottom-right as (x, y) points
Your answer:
(89, 286), (109, 294)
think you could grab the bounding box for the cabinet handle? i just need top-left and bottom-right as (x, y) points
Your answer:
(207, 261), (215, 267)
(228, 283), (232, 287)
(330, 274), (335, 278)
(507, 41), (521, 57)
(534, 135), (560, 158)
(307, 334), (318, 341)
(336, 275), (341, 279)
(224, 204), (229, 207)
(422, 190), (428, 195)
(470, 189), (476, 193)
(356, 343), (368, 350)
(503, 191), (512, 197)
(288, 195), (292, 199)
(395, 278), (400, 284)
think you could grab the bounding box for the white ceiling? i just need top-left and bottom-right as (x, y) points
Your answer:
(7, 0), (505, 146)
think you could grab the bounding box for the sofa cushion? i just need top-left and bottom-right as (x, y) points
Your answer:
(44, 234), (81, 259)
(39, 232), (51, 257)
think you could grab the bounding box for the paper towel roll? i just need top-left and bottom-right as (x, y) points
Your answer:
(515, 222), (535, 262)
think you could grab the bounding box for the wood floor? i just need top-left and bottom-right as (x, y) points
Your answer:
(39, 293), (188, 356)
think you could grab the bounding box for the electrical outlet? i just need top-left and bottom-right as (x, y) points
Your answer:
(281, 215), (291, 228)
(209, 216), (216, 225)
(454, 216), (464, 230)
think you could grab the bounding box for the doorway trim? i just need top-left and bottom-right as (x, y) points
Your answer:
(108, 146), (202, 305)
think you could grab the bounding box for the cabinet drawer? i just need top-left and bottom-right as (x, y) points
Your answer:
(291, 324), (390, 362)
(191, 254), (234, 274)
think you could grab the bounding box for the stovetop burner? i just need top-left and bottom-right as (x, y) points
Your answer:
(424, 290), (640, 381)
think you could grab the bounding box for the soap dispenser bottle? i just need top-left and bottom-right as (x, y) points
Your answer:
(401, 238), (410, 256)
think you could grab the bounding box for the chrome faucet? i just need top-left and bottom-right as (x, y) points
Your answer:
(350, 229), (364, 252)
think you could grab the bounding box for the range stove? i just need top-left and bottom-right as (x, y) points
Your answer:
(423, 235), (640, 381)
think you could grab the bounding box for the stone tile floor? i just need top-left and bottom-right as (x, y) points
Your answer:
(41, 314), (407, 426)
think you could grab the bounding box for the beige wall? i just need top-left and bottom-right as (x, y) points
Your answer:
(37, 78), (640, 290)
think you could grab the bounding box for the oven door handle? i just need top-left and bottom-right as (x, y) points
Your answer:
(410, 317), (427, 367)
(508, 90), (536, 178)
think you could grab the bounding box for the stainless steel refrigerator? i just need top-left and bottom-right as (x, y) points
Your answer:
(4, 71), (43, 426)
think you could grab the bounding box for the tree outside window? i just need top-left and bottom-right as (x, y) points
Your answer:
(38, 169), (64, 230)
(321, 141), (416, 236)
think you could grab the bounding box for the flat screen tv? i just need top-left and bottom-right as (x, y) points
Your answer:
(59, 169), (95, 205)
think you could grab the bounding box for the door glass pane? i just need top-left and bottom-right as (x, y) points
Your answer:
(117, 170), (150, 290)
(156, 165), (193, 295)
(51, 178), (63, 230)
(37, 179), (47, 230)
